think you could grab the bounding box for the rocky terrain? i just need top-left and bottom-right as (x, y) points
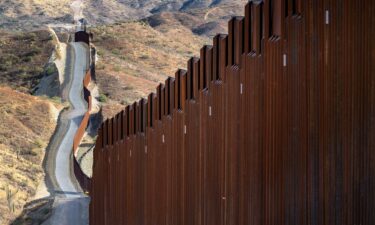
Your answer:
(0, 86), (60, 224)
(0, 28), (64, 224)
(0, 0), (245, 35)
(0, 29), (55, 93)
(89, 0), (245, 118)
(0, 0), (246, 117)
(92, 20), (210, 118)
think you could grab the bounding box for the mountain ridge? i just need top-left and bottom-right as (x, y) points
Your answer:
(0, 0), (245, 32)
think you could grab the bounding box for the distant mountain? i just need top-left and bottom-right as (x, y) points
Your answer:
(0, 0), (246, 34)
(75, 0), (246, 38)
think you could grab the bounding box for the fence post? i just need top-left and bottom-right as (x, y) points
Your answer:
(193, 58), (200, 99)
(148, 93), (154, 128)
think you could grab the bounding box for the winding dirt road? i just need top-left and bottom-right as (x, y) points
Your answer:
(42, 42), (90, 225)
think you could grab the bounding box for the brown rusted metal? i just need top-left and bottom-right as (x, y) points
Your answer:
(75, 31), (90, 45)
(89, 1), (375, 224)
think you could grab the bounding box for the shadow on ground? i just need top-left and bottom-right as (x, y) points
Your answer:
(11, 197), (54, 225)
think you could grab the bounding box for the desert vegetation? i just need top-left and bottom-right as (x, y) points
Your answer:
(0, 30), (54, 93)
(0, 87), (59, 224)
(92, 20), (210, 118)
(0, 24), (65, 225)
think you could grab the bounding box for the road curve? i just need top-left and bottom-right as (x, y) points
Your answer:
(43, 42), (90, 225)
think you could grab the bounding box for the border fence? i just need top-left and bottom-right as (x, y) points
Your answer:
(88, 0), (375, 224)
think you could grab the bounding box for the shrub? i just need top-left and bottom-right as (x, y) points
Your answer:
(24, 48), (41, 57)
(96, 63), (105, 70)
(123, 86), (134, 91)
(50, 96), (62, 103)
(45, 66), (56, 76)
(98, 93), (108, 103)
(34, 139), (44, 148)
(120, 99), (131, 105)
(23, 56), (32, 62)
(111, 49), (121, 55)
(0, 64), (9, 71)
(139, 54), (150, 60)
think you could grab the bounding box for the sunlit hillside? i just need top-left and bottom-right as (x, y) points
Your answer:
(92, 21), (210, 118)
(0, 86), (59, 224)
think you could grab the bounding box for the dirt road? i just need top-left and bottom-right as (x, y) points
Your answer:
(42, 42), (90, 225)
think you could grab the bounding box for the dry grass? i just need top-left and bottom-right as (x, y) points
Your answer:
(92, 21), (210, 118)
(1, 0), (72, 18)
(0, 29), (54, 93)
(0, 0), (73, 30)
(89, 2), (246, 118)
(0, 87), (59, 225)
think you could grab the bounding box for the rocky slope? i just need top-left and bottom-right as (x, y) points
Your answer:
(0, 87), (60, 225)
(89, 0), (245, 118)
(92, 20), (210, 118)
(0, 29), (55, 93)
(0, 28), (64, 224)
(0, 0), (245, 34)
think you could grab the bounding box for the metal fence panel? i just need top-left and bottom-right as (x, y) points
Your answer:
(89, 1), (375, 224)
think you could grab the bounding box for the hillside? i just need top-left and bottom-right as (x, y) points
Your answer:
(0, 29), (55, 93)
(0, 0), (245, 33)
(0, 87), (60, 224)
(0, 0), (73, 31)
(0, 0), (245, 119)
(92, 21), (210, 118)
(0, 28), (63, 225)
(89, 2), (245, 118)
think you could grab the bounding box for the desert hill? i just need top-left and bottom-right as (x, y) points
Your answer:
(0, 0), (245, 34)
(0, 86), (59, 224)
(0, 28), (63, 224)
(0, 29), (55, 93)
(91, 20), (210, 118)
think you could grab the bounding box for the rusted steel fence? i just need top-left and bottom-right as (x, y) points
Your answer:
(89, 0), (375, 224)
(75, 31), (90, 45)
